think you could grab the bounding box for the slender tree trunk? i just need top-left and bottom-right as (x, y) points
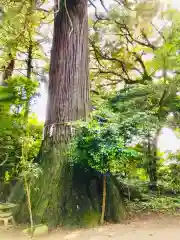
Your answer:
(2, 53), (15, 84)
(24, 177), (33, 233)
(27, 44), (32, 80)
(24, 43), (33, 119)
(0, 53), (14, 122)
(148, 138), (157, 191)
(148, 129), (161, 191)
(100, 175), (106, 225)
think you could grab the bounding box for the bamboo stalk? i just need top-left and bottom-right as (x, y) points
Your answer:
(24, 176), (33, 234)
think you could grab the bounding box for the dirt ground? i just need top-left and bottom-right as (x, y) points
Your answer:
(1, 213), (180, 240)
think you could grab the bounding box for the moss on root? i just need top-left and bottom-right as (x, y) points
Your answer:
(9, 144), (126, 227)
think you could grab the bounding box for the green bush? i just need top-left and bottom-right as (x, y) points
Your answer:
(128, 196), (180, 214)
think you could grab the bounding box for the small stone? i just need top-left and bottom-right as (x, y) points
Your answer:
(33, 224), (48, 236)
(22, 228), (29, 234)
(23, 225), (48, 237)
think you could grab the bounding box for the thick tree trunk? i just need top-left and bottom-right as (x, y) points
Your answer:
(45, 0), (89, 136)
(30, 0), (90, 226)
(14, 0), (125, 226)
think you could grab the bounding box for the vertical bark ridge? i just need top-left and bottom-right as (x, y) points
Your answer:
(45, 1), (89, 143)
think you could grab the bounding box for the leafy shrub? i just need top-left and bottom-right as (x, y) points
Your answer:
(69, 120), (140, 174)
(128, 196), (180, 215)
(69, 117), (141, 224)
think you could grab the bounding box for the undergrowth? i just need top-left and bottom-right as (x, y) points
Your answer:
(127, 195), (180, 216)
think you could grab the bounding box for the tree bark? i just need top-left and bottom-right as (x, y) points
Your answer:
(45, 0), (89, 139)
(30, 0), (90, 226)
(100, 175), (106, 225)
(148, 128), (161, 191)
(24, 43), (33, 119)
(2, 53), (15, 84)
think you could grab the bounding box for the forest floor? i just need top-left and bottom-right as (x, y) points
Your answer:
(0, 213), (180, 239)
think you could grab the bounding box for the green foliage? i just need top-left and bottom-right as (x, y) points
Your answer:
(0, 76), (42, 189)
(19, 136), (42, 182)
(7, 76), (39, 104)
(159, 162), (180, 193)
(0, 85), (15, 102)
(18, 136), (42, 233)
(69, 117), (140, 175)
(129, 196), (180, 214)
(0, 0), (50, 74)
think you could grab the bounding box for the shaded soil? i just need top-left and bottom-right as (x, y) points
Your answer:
(0, 213), (180, 239)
